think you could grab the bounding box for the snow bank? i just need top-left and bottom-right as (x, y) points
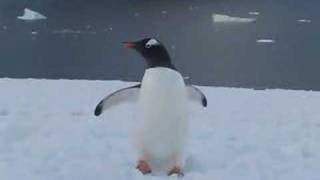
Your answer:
(17, 8), (47, 21)
(0, 78), (320, 180)
(212, 14), (256, 23)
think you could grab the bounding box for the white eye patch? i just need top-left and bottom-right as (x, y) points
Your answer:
(145, 39), (160, 48)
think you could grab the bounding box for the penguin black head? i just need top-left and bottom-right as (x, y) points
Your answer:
(122, 38), (175, 69)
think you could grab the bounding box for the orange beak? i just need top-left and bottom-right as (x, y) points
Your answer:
(122, 41), (137, 49)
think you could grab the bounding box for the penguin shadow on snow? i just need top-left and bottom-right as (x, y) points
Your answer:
(71, 111), (86, 117)
(0, 109), (9, 116)
(184, 155), (208, 174)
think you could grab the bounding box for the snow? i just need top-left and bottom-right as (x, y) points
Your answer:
(257, 39), (275, 44)
(212, 14), (256, 23)
(17, 8), (47, 21)
(1, 78), (320, 180)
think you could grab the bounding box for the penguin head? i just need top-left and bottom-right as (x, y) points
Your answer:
(122, 38), (175, 69)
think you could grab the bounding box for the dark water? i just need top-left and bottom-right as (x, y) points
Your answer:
(0, 0), (319, 90)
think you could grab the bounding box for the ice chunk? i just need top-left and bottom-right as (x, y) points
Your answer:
(297, 19), (312, 23)
(212, 14), (256, 23)
(257, 39), (275, 43)
(248, 12), (260, 16)
(52, 29), (82, 34)
(17, 8), (47, 21)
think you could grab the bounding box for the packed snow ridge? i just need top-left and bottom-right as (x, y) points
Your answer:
(17, 8), (47, 21)
(0, 78), (319, 180)
(212, 14), (256, 23)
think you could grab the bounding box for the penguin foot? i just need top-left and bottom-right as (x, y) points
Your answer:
(168, 166), (184, 177)
(136, 160), (152, 175)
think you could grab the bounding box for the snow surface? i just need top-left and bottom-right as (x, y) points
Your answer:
(212, 14), (256, 23)
(17, 8), (47, 21)
(1, 78), (320, 180)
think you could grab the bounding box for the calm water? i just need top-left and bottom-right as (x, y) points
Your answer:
(0, 0), (319, 90)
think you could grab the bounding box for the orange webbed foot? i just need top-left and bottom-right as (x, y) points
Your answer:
(136, 160), (152, 175)
(168, 166), (184, 177)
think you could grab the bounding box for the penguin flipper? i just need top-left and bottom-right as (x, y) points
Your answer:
(186, 85), (207, 107)
(94, 84), (141, 116)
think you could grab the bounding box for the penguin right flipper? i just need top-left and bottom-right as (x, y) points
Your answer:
(94, 84), (141, 116)
(186, 85), (208, 107)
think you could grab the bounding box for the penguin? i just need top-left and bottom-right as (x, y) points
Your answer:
(94, 38), (207, 176)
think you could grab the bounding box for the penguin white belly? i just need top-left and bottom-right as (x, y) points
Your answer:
(137, 67), (188, 166)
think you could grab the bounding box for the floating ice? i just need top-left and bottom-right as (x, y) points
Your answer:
(297, 19), (312, 23)
(248, 12), (260, 15)
(257, 39), (275, 43)
(17, 8), (47, 21)
(52, 29), (82, 34)
(212, 14), (256, 23)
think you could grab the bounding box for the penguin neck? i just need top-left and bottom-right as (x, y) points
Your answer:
(145, 57), (176, 70)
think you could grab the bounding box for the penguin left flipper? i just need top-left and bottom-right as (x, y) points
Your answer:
(94, 84), (141, 116)
(186, 85), (208, 107)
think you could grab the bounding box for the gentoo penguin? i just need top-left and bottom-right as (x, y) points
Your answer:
(94, 38), (207, 176)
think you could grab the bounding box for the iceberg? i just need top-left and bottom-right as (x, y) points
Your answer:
(17, 8), (47, 21)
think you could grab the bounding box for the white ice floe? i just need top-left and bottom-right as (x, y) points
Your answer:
(257, 39), (275, 44)
(161, 10), (167, 15)
(297, 19), (312, 23)
(31, 31), (38, 35)
(17, 8), (47, 21)
(212, 14), (256, 23)
(52, 29), (82, 34)
(248, 11), (260, 15)
(1, 78), (320, 180)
